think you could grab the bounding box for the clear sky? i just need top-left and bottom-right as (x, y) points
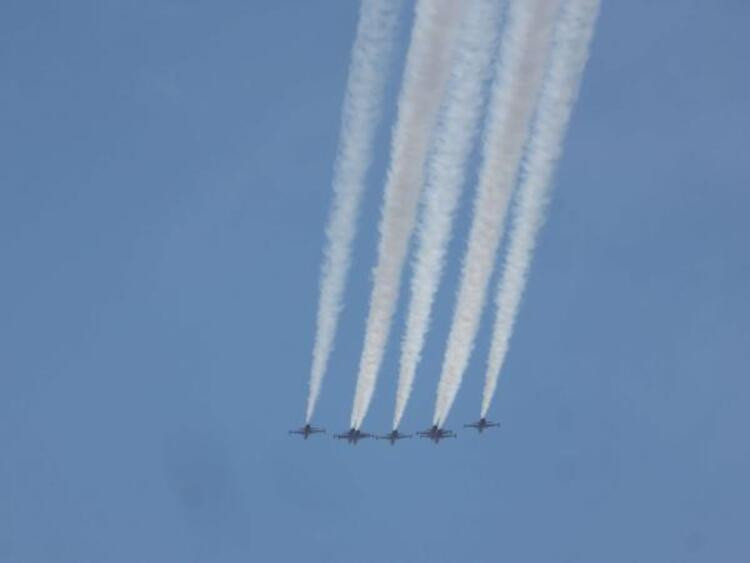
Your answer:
(2, 1), (748, 561)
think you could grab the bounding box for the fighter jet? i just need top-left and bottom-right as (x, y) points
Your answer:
(417, 425), (457, 444)
(376, 429), (413, 445)
(333, 428), (373, 445)
(289, 424), (326, 439)
(464, 418), (500, 434)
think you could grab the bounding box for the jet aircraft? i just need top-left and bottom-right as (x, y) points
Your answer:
(377, 429), (412, 445)
(289, 424), (326, 439)
(334, 428), (373, 445)
(464, 418), (500, 434)
(417, 425), (457, 443)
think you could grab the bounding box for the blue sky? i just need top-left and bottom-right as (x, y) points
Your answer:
(1, 1), (749, 561)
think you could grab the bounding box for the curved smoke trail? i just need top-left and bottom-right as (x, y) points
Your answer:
(434, 0), (561, 428)
(481, 0), (600, 418)
(392, 0), (503, 431)
(351, 0), (467, 430)
(306, 1), (401, 423)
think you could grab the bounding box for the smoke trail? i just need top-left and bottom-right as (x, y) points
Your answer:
(306, 1), (401, 423)
(350, 0), (467, 429)
(481, 0), (600, 418)
(434, 0), (561, 428)
(391, 0), (503, 431)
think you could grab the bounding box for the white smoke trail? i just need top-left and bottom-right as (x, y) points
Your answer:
(434, 0), (562, 428)
(481, 0), (600, 418)
(306, 1), (402, 424)
(350, 0), (467, 429)
(391, 0), (503, 431)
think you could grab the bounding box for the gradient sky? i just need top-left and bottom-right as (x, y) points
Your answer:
(2, 1), (749, 562)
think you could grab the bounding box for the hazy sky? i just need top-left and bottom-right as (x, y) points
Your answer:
(1, 1), (748, 561)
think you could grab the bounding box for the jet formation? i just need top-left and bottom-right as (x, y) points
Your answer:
(290, 420), (498, 444)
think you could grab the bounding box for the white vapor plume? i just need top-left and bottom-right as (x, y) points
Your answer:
(481, 0), (600, 418)
(351, 0), (467, 429)
(306, 1), (401, 424)
(392, 0), (503, 431)
(434, 0), (561, 428)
